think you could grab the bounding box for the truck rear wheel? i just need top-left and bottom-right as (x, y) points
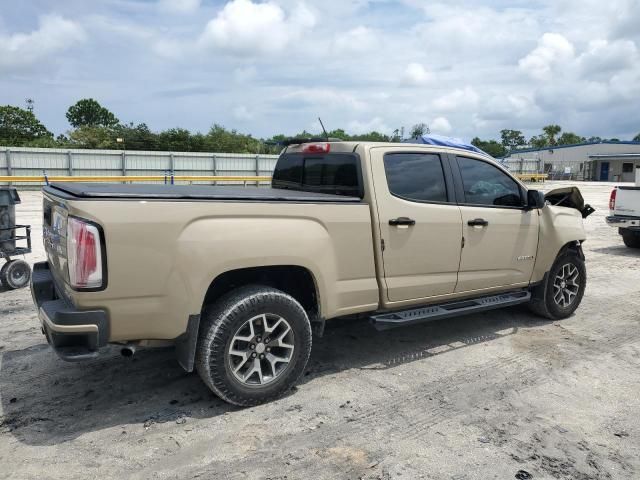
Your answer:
(528, 251), (586, 320)
(622, 230), (640, 248)
(195, 285), (312, 406)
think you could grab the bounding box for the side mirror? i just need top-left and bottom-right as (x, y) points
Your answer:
(526, 190), (545, 210)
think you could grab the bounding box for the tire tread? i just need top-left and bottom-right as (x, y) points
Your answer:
(195, 285), (312, 406)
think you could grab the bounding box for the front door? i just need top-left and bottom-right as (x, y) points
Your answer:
(370, 148), (462, 303)
(452, 156), (539, 292)
(600, 162), (610, 181)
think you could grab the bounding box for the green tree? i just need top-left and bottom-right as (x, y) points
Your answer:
(529, 135), (549, 149)
(633, 133), (640, 142)
(66, 98), (119, 128)
(471, 137), (507, 157)
(557, 132), (585, 145)
(587, 136), (602, 143)
(542, 124), (562, 145)
(352, 131), (391, 142)
(499, 129), (526, 151)
(0, 105), (53, 146)
(113, 123), (158, 150)
(409, 123), (429, 138)
(157, 128), (195, 151)
(203, 124), (261, 153)
(68, 126), (118, 149)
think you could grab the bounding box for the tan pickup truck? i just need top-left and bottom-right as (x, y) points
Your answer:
(31, 140), (594, 405)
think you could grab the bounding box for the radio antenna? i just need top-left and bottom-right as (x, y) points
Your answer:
(318, 117), (329, 140)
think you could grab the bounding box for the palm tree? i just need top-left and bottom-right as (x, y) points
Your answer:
(542, 124), (562, 146)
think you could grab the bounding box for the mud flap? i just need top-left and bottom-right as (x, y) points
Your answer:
(175, 314), (200, 372)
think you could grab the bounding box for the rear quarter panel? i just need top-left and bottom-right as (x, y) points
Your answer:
(63, 199), (379, 341)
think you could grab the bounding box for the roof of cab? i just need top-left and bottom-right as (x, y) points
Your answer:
(284, 140), (496, 161)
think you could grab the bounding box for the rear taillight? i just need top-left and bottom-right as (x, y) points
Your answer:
(67, 217), (103, 289)
(609, 188), (617, 211)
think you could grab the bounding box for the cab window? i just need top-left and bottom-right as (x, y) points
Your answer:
(272, 153), (362, 197)
(457, 156), (522, 207)
(383, 153), (448, 203)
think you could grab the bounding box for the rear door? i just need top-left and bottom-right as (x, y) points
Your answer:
(451, 155), (539, 292)
(370, 147), (463, 303)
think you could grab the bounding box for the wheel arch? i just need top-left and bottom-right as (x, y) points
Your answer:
(557, 240), (585, 260)
(177, 265), (320, 374)
(201, 265), (320, 319)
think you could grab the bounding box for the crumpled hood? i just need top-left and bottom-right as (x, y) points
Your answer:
(545, 186), (595, 218)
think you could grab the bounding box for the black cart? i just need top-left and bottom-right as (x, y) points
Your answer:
(0, 187), (32, 290)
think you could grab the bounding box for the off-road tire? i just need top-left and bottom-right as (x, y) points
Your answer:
(528, 251), (586, 320)
(622, 230), (640, 248)
(0, 260), (31, 290)
(195, 285), (312, 406)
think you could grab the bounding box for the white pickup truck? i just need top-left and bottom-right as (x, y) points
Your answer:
(607, 174), (640, 248)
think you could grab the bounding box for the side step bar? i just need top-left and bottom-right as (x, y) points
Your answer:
(370, 290), (531, 331)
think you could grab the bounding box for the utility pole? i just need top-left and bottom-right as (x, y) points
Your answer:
(25, 98), (34, 113)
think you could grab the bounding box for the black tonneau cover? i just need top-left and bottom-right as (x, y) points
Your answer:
(45, 183), (361, 203)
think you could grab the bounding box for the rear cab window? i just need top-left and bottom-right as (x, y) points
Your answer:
(383, 152), (448, 203)
(272, 152), (363, 197)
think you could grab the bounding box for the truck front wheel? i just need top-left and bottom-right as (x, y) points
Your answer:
(622, 230), (640, 248)
(195, 285), (312, 406)
(528, 251), (586, 320)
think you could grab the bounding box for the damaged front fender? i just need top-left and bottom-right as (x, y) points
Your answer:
(545, 186), (595, 218)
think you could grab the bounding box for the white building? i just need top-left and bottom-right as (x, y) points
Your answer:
(504, 141), (640, 181)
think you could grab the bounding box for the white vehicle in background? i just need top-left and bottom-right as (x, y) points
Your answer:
(606, 170), (640, 248)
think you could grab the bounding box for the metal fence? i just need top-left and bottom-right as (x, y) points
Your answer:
(0, 146), (280, 186)
(2, 146), (595, 187)
(503, 157), (589, 180)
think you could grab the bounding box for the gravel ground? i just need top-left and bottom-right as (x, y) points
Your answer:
(1, 182), (639, 480)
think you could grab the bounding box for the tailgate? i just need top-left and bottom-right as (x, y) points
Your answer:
(615, 187), (640, 217)
(42, 194), (70, 286)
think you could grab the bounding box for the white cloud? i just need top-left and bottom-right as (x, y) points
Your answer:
(430, 116), (451, 134)
(280, 88), (366, 111)
(0, 15), (85, 71)
(432, 87), (479, 111)
(518, 33), (575, 80)
(233, 105), (254, 121)
(199, 0), (315, 55)
(3, 0), (640, 141)
(333, 26), (377, 54)
(347, 117), (390, 134)
(158, 0), (201, 14)
(402, 63), (431, 86)
(234, 65), (258, 83)
(577, 39), (638, 76)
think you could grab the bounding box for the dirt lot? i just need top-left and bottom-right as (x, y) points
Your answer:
(1, 182), (639, 480)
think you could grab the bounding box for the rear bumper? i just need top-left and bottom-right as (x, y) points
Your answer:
(31, 261), (109, 361)
(606, 215), (640, 230)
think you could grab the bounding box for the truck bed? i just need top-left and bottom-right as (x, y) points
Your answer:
(44, 183), (362, 203)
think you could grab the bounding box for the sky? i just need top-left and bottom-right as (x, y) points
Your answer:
(1, 0), (639, 141)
